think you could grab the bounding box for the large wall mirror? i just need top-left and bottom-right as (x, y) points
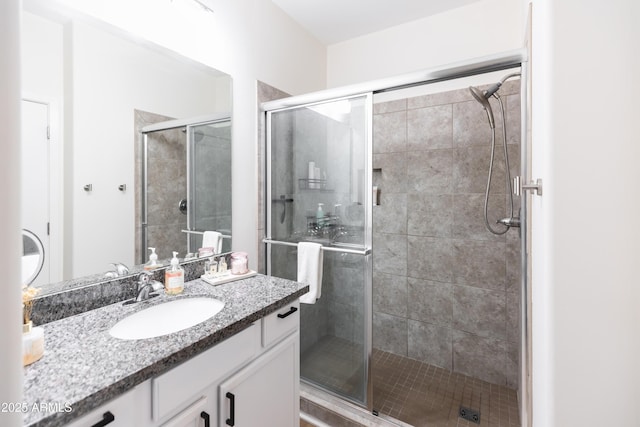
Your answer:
(21, 0), (233, 291)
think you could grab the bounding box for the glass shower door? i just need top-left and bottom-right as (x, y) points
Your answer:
(266, 94), (373, 407)
(141, 115), (231, 263)
(188, 119), (232, 253)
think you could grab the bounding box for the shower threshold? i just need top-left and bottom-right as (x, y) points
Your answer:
(300, 382), (410, 427)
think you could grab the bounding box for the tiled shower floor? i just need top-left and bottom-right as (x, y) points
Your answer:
(301, 336), (520, 427)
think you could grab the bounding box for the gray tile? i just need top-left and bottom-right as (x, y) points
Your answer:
(506, 338), (520, 389)
(374, 99), (407, 115)
(373, 152), (407, 194)
(373, 272), (408, 318)
(373, 233), (407, 276)
(407, 278), (453, 326)
(373, 312), (407, 356)
(452, 239), (506, 291)
(453, 145), (506, 194)
(408, 319), (452, 370)
(452, 330), (507, 385)
(327, 265), (364, 305)
(407, 236), (454, 283)
(500, 78), (521, 96)
(406, 149), (453, 194)
(452, 100), (504, 147)
(452, 193), (507, 241)
(329, 301), (356, 342)
(507, 142), (521, 185)
(373, 110), (407, 154)
(506, 291), (520, 344)
(373, 193), (407, 234)
(506, 229), (521, 293)
(505, 94), (521, 145)
(453, 285), (506, 340)
(407, 87), (470, 109)
(407, 104), (452, 150)
(407, 193), (453, 238)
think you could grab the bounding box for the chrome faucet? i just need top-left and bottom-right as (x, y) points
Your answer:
(104, 262), (130, 278)
(134, 272), (164, 302)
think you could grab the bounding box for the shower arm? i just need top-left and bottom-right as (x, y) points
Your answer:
(485, 72), (522, 98)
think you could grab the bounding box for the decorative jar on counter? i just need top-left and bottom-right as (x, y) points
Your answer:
(230, 252), (249, 275)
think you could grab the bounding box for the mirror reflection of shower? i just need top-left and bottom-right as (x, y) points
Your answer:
(469, 72), (521, 235)
(137, 112), (232, 262)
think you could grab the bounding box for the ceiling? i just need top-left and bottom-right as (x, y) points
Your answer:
(271, 0), (483, 45)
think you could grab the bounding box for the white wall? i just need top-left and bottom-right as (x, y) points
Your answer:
(327, 0), (525, 88)
(0, 0), (24, 425)
(21, 13), (65, 282)
(530, 0), (640, 426)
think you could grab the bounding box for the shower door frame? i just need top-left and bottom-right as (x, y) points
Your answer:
(262, 47), (531, 422)
(140, 113), (231, 263)
(264, 93), (375, 408)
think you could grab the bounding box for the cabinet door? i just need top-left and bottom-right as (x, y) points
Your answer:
(219, 333), (299, 427)
(161, 396), (211, 427)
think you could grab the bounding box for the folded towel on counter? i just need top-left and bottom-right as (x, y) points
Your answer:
(202, 231), (222, 254)
(297, 242), (323, 304)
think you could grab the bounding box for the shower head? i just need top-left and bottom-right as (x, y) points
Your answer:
(468, 72), (521, 130)
(469, 86), (495, 129)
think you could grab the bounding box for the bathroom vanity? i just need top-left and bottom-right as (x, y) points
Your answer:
(23, 275), (307, 427)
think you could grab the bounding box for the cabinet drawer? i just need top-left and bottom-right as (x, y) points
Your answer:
(152, 323), (260, 422)
(262, 301), (299, 348)
(65, 384), (144, 427)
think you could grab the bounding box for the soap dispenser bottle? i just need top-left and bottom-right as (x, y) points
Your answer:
(144, 247), (162, 270)
(164, 252), (184, 295)
(218, 255), (228, 275)
(316, 203), (325, 227)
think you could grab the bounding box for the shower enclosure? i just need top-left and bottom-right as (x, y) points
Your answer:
(263, 50), (529, 426)
(265, 94), (374, 407)
(138, 113), (232, 263)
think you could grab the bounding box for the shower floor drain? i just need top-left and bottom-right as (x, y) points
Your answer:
(459, 406), (481, 424)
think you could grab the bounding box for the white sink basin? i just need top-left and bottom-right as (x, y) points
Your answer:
(109, 297), (225, 340)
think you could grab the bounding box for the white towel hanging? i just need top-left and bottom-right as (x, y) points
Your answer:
(202, 231), (222, 254)
(297, 242), (323, 304)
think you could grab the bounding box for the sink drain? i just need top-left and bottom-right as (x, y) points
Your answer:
(459, 406), (480, 424)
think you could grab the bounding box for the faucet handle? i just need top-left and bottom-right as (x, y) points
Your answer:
(114, 263), (130, 276)
(137, 271), (152, 286)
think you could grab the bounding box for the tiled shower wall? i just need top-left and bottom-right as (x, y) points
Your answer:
(371, 80), (521, 388)
(135, 110), (188, 263)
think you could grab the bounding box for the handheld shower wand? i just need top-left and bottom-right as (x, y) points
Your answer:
(468, 72), (521, 129)
(469, 86), (495, 128)
(468, 72), (521, 235)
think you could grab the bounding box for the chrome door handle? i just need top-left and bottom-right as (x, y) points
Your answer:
(514, 176), (543, 196)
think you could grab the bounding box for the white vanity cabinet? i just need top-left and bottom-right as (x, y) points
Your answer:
(62, 301), (300, 427)
(152, 301), (300, 427)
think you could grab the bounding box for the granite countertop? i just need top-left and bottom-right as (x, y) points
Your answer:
(23, 274), (308, 427)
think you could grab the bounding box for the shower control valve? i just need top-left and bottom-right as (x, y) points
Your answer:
(513, 176), (543, 197)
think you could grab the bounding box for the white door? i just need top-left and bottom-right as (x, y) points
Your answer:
(21, 100), (50, 287)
